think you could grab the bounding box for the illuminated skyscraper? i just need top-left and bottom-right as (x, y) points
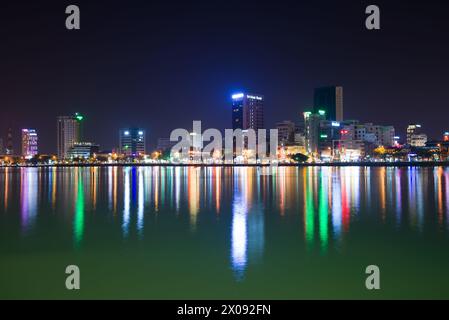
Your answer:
(57, 113), (84, 159)
(406, 124), (422, 146)
(313, 86), (344, 121)
(119, 128), (146, 157)
(304, 110), (326, 156)
(232, 93), (264, 131)
(21, 129), (38, 158)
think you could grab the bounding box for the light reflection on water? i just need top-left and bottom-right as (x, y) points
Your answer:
(20, 167), (38, 233)
(74, 168), (84, 248)
(1, 166), (449, 281)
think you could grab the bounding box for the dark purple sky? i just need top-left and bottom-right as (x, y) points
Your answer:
(1, 0), (448, 153)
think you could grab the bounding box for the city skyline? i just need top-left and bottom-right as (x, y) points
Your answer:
(1, 86), (448, 158)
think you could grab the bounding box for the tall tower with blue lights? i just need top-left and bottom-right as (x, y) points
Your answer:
(231, 92), (265, 131)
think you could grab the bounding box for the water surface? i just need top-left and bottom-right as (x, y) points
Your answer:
(1, 166), (449, 299)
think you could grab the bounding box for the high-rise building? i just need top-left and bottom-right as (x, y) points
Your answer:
(276, 120), (296, 144)
(304, 110), (326, 156)
(340, 123), (395, 147)
(57, 113), (84, 159)
(119, 128), (146, 157)
(364, 123), (395, 147)
(21, 129), (38, 158)
(232, 93), (264, 131)
(6, 128), (13, 155)
(313, 86), (344, 121)
(232, 93), (245, 130)
(0, 138), (4, 155)
(410, 134), (427, 147)
(406, 124), (422, 145)
(67, 142), (99, 159)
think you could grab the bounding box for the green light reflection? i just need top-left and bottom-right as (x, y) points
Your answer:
(74, 169), (85, 248)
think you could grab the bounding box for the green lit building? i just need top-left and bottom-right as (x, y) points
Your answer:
(304, 110), (326, 157)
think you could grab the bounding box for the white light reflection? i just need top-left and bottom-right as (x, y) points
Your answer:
(231, 169), (248, 281)
(21, 168), (38, 233)
(137, 168), (144, 236)
(175, 167), (181, 213)
(122, 167), (130, 237)
(231, 196), (247, 281)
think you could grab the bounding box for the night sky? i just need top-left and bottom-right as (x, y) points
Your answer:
(1, 0), (448, 153)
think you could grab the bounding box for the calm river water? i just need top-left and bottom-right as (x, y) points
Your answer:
(1, 166), (449, 299)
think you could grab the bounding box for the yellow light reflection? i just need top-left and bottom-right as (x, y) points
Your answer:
(4, 167), (9, 211)
(188, 167), (200, 230)
(436, 167), (444, 226)
(215, 167), (221, 214)
(52, 166), (57, 209)
(379, 167), (386, 221)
